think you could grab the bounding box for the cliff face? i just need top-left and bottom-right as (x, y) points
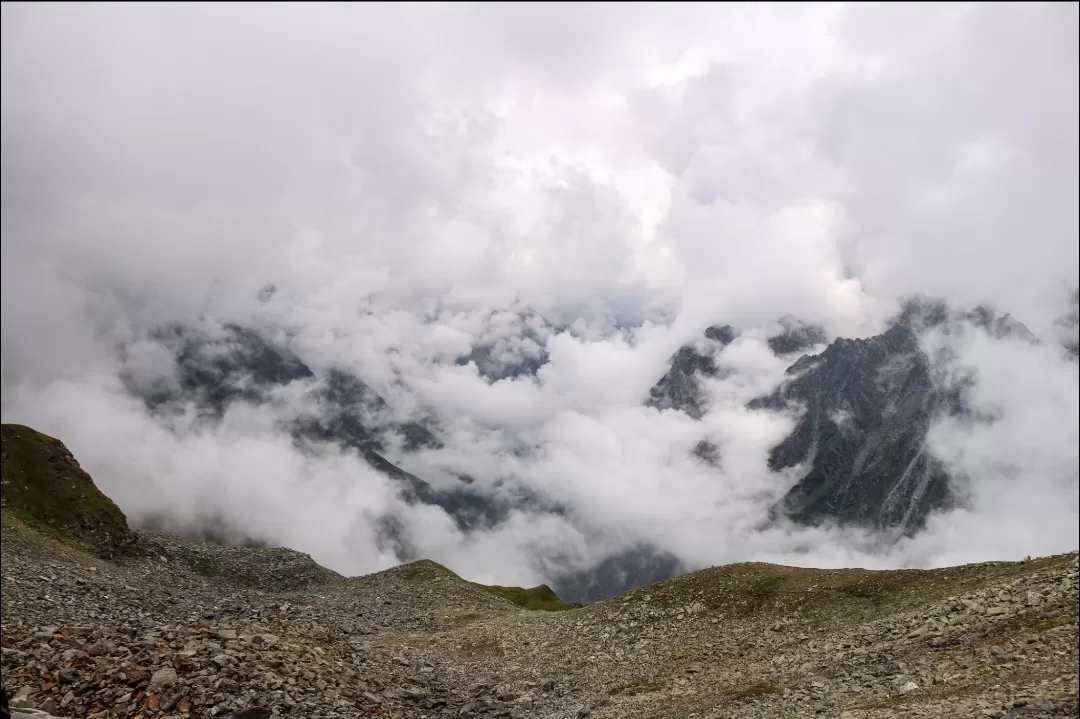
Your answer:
(646, 304), (1041, 533)
(646, 344), (721, 420)
(750, 325), (952, 531)
(645, 319), (828, 420)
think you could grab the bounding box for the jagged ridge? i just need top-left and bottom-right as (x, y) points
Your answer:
(750, 324), (952, 531)
(644, 300), (1046, 533)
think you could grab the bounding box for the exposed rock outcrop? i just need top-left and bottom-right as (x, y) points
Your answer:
(750, 325), (952, 531)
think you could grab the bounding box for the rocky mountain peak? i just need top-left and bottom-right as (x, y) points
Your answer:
(767, 317), (828, 356)
(751, 323), (952, 532)
(703, 323), (738, 345)
(893, 296), (1038, 344)
(646, 317), (830, 421)
(646, 344), (721, 420)
(643, 298), (1049, 535)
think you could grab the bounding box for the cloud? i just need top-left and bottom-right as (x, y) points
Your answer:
(900, 323), (1080, 564)
(2, 3), (1077, 594)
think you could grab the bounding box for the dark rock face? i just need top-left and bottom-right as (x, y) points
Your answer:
(987, 313), (1039, 343)
(643, 303), (1037, 534)
(1057, 289), (1079, 360)
(646, 346), (719, 420)
(643, 295), (1041, 531)
(750, 325), (953, 531)
(704, 324), (738, 345)
(122, 323), (501, 534)
(646, 324), (739, 419)
(894, 296), (950, 331)
(456, 337), (549, 382)
(692, 439), (721, 466)
(767, 318), (828, 356)
(138, 324), (440, 455)
(645, 318), (831, 419)
(895, 295), (1038, 344)
(137, 324), (315, 415)
(314, 369), (440, 452)
(743, 300), (1040, 533)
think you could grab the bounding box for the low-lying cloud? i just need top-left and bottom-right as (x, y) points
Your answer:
(2, 3), (1077, 595)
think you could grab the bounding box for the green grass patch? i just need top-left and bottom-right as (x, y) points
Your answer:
(619, 551), (1079, 628)
(608, 677), (664, 696)
(469, 582), (579, 611)
(1023, 615), (1074, 633)
(725, 682), (780, 699)
(1, 423), (131, 557)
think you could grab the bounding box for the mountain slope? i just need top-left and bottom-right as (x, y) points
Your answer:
(469, 582), (580, 611)
(0, 424), (132, 558)
(120, 324), (678, 604)
(757, 303), (1044, 532)
(750, 324), (952, 531)
(646, 343), (721, 420)
(2, 429), (1077, 719)
(124, 323), (504, 534)
(645, 301), (1043, 534)
(645, 319), (828, 420)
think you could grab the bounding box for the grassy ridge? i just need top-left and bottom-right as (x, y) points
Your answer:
(0, 423), (131, 557)
(470, 581), (580, 611)
(389, 558), (580, 611)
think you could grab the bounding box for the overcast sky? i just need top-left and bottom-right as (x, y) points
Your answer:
(2, 2), (1077, 588)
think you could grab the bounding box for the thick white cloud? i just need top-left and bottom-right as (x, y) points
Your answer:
(2, 3), (1077, 590)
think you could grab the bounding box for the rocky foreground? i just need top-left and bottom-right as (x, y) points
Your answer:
(2, 425), (1078, 719)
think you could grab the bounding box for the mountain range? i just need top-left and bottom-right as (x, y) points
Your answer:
(113, 294), (1077, 603)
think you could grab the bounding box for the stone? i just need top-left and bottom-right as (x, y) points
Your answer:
(149, 667), (179, 690)
(11, 686), (36, 708)
(230, 709), (272, 719)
